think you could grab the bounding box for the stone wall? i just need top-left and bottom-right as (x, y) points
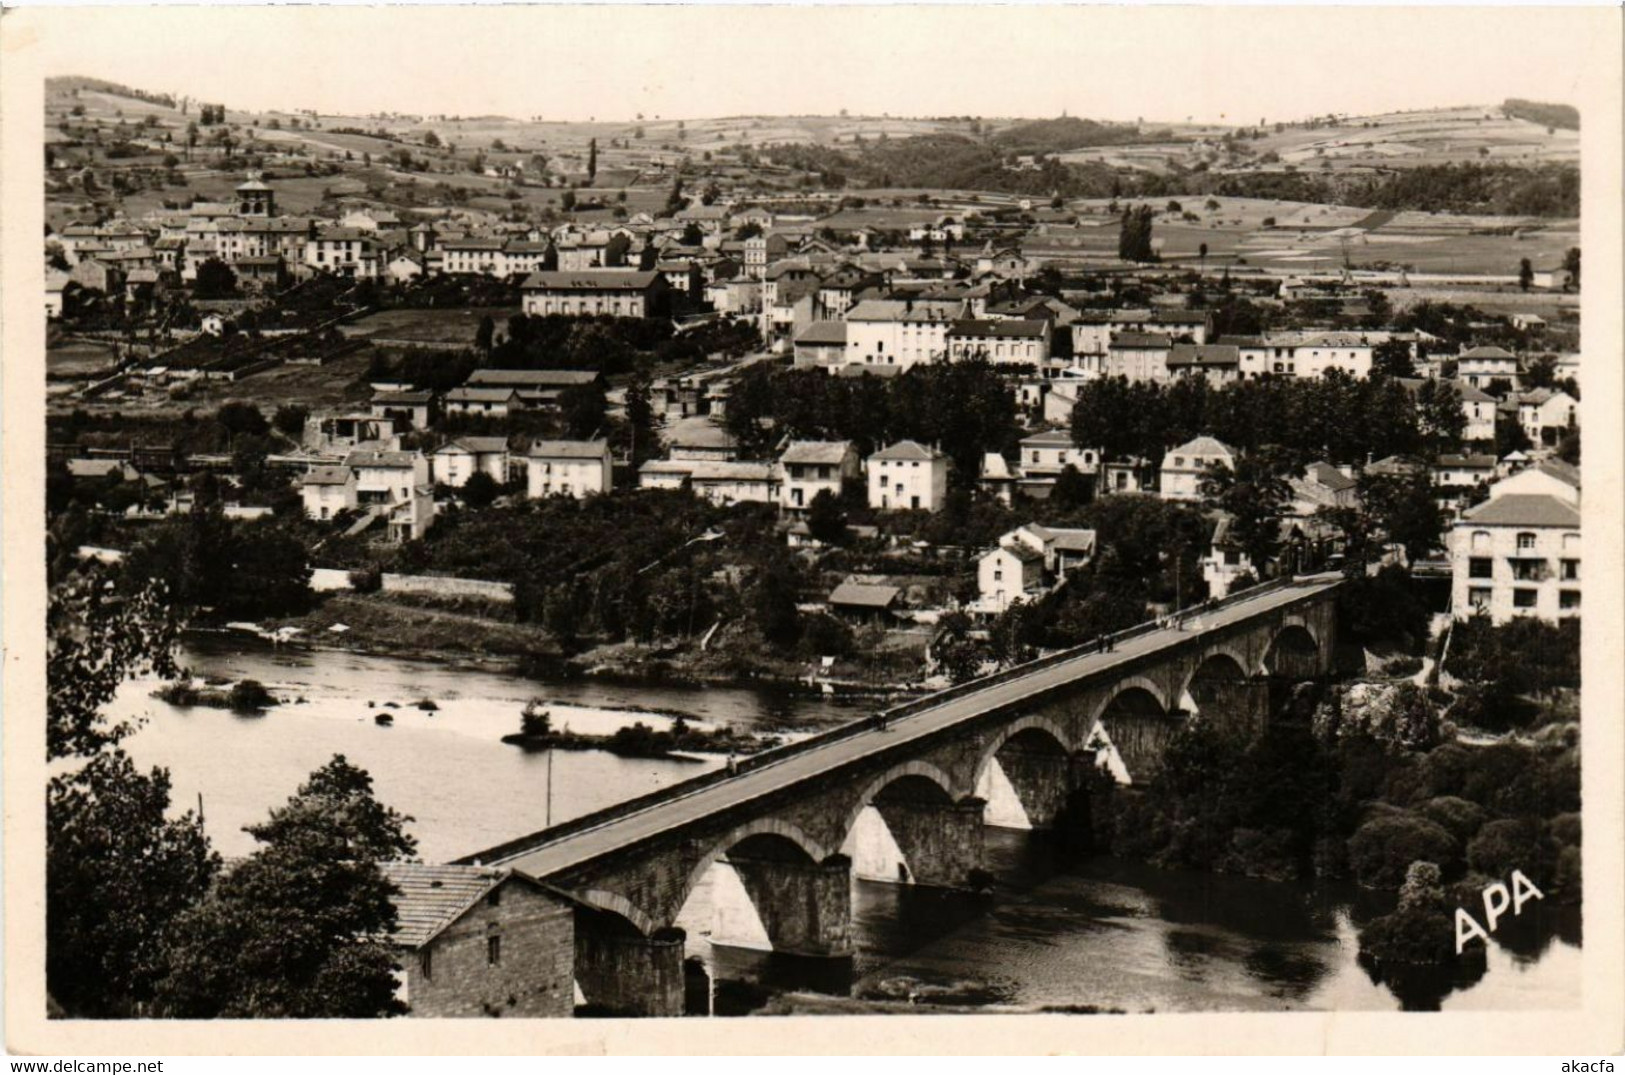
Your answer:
(381, 572), (515, 603)
(404, 881), (575, 1018)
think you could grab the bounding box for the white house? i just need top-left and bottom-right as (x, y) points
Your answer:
(434, 437), (511, 487)
(977, 544), (1045, 613)
(444, 386), (520, 418)
(1159, 436), (1236, 501)
(1002, 522), (1097, 575)
(1450, 461), (1580, 624)
(945, 319), (1050, 368)
(778, 441), (860, 513)
(843, 299), (962, 370)
(526, 440), (612, 499)
(1513, 388), (1578, 448)
(345, 448), (432, 507)
(1457, 346), (1520, 390)
(867, 440), (950, 512)
(300, 465), (357, 521)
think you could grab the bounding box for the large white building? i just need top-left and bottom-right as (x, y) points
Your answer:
(867, 440), (950, 512)
(526, 440), (612, 499)
(1450, 460), (1580, 624)
(1159, 436), (1236, 501)
(843, 299), (963, 370)
(778, 441), (860, 513)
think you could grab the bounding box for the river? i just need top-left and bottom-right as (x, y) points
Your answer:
(115, 636), (1581, 1015)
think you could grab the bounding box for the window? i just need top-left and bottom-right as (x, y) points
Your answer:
(487, 887), (501, 908)
(421, 949), (433, 980)
(1559, 590), (1580, 609)
(1468, 557), (1493, 579)
(487, 936), (502, 966)
(993, 569), (1003, 581)
(1510, 558), (1545, 582)
(1469, 587), (1493, 609)
(1516, 532), (1537, 551)
(1470, 530), (1492, 553)
(1513, 589), (1538, 609)
(1561, 559), (1579, 581)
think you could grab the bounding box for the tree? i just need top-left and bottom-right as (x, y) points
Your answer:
(1050, 463), (1093, 508)
(155, 756), (416, 1018)
(46, 566), (217, 1016)
(272, 404), (310, 440)
(622, 372), (660, 467)
(587, 137), (597, 182)
(805, 489), (847, 545)
(460, 470), (499, 509)
(1360, 470), (1447, 562)
(1198, 241), (1208, 273)
(193, 257), (237, 299)
(1117, 205), (1156, 263)
(1414, 379), (1466, 451)
(1494, 412), (1532, 457)
(1562, 246), (1580, 288)
(423, 129), (441, 148)
(751, 557), (802, 647)
(680, 222), (705, 247)
(664, 177), (685, 217)
(1200, 455), (1291, 573)
(1372, 338), (1416, 378)
(474, 314), (495, 356)
(560, 189), (576, 212)
(1518, 257), (1534, 293)
(217, 400), (269, 438)
(560, 381), (608, 440)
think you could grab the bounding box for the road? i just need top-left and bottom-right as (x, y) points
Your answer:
(486, 576), (1342, 882)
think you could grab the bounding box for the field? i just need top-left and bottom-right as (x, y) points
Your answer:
(339, 307), (518, 348)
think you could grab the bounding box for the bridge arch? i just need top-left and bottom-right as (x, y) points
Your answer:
(840, 759), (960, 842)
(1182, 650), (1268, 738)
(676, 816), (834, 922)
(974, 716), (1077, 830)
(971, 714), (1076, 791)
(1088, 676), (1170, 725)
(576, 888), (662, 938)
(1263, 620), (1321, 680)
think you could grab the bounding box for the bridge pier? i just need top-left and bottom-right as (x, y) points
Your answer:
(573, 918), (686, 1017)
(992, 746), (1089, 830)
(874, 796), (987, 889)
(724, 851), (854, 958)
(1188, 677), (1271, 738)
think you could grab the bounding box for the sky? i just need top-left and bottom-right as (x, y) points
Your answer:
(17, 4), (1603, 126)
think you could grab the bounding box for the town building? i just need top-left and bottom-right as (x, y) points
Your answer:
(778, 441), (860, 513)
(300, 465), (357, 521)
(433, 437), (511, 487)
(945, 320), (1050, 368)
(867, 440), (950, 512)
(526, 440), (613, 499)
(382, 862), (575, 1019)
(1450, 460), (1580, 624)
(519, 270), (672, 318)
(1159, 436), (1236, 501)
(1457, 346), (1520, 390)
(843, 299), (963, 370)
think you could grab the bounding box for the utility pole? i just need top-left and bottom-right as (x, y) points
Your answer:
(545, 749), (554, 827)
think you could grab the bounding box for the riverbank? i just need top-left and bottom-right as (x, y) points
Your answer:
(257, 592), (926, 705)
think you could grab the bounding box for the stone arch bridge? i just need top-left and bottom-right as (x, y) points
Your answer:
(457, 575), (1341, 1015)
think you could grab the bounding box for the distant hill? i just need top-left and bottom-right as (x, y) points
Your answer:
(48, 75), (177, 110)
(1502, 99), (1579, 131)
(992, 116), (1178, 155)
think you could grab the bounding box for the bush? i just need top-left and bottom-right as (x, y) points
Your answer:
(348, 566), (383, 594)
(1347, 812), (1460, 889)
(798, 613), (854, 658)
(1466, 817), (1549, 881)
(228, 679), (275, 712)
(1417, 796), (1488, 843)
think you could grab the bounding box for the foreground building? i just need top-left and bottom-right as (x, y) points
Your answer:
(1449, 460), (1580, 623)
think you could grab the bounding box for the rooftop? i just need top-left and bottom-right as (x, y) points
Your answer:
(1462, 493), (1580, 529)
(870, 439), (945, 463)
(781, 441), (854, 466)
(380, 862), (507, 949)
(529, 440), (610, 459)
(521, 270), (662, 291)
(828, 581), (900, 609)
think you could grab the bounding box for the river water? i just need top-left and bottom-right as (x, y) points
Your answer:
(115, 636), (1581, 1015)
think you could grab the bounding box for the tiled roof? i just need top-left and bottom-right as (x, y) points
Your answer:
(302, 465), (353, 487)
(437, 436), (510, 455)
(870, 439), (944, 463)
(1459, 345), (1517, 360)
(468, 368), (598, 388)
(521, 270), (661, 291)
(528, 440), (609, 459)
(687, 461), (778, 483)
(991, 543), (1046, 565)
(948, 319), (1048, 339)
(845, 299), (962, 323)
(781, 441), (853, 466)
(828, 581), (900, 608)
(1110, 331), (1172, 349)
(446, 386), (520, 403)
(795, 321), (848, 346)
(1020, 429), (1073, 448)
(1304, 461), (1359, 492)
(1167, 436), (1235, 459)
(1168, 344), (1240, 367)
(381, 862), (506, 949)
(344, 450), (421, 469)
(1462, 494), (1580, 528)
(372, 390), (434, 405)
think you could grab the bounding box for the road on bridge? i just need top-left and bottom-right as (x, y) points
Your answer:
(487, 575), (1342, 882)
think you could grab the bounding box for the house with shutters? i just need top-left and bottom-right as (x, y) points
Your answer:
(1450, 460), (1580, 624)
(519, 270), (672, 318)
(434, 437), (511, 487)
(1159, 436), (1236, 501)
(867, 440), (950, 512)
(526, 440), (612, 499)
(778, 441), (861, 513)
